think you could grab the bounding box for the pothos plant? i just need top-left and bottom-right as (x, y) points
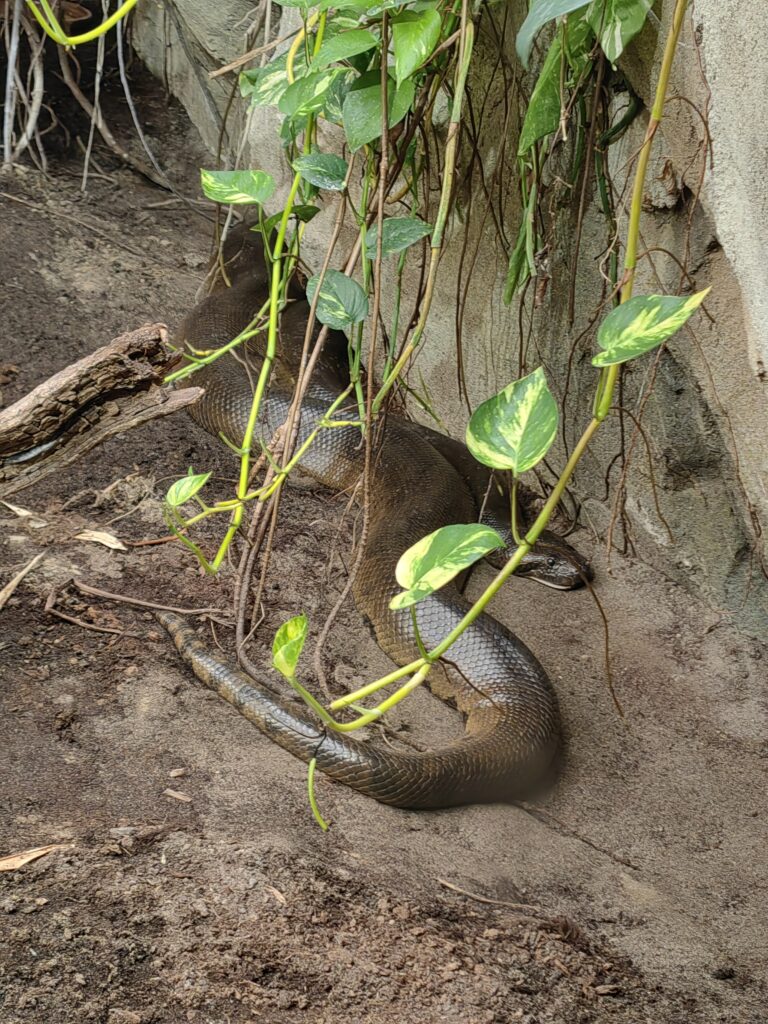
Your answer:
(29, 0), (703, 826)
(172, 0), (700, 827)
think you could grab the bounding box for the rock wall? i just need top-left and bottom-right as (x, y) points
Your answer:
(133, 0), (768, 633)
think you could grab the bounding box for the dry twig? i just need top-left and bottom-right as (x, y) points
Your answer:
(0, 552), (45, 611)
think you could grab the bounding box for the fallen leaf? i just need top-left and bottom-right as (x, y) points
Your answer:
(0, 500), (47, 528)
(265, 885), (287, 905)
(1, 500), (35, 517)
(162, 788), (192, 803)
(0, 843), (72, 871)
(75, 530), (127, 551)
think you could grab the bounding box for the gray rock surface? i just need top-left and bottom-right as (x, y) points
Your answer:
(133, 0), (767, 633)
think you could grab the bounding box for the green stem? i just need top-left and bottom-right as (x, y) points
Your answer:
(329, 656), (425, 710)
(307, 758), (329, 831)
(622, 1), (687, 299)
(346, 0), (691, 688)
(330, 664), (431, 731)
(596, 0), (688, 423)
(205, 170), (303, 572)
(27, 0), (140, 45)
(163, 309), (269, 384)
(206, 16), (329, 571)
(256, 385), (353, 500)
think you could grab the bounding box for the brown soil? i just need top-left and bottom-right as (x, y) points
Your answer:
(1, 66), (766, 1024)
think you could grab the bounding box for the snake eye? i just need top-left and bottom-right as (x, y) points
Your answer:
(546, 557), (557, 569)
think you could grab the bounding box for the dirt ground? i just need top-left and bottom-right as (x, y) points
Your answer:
(1, 66), (766, 1024)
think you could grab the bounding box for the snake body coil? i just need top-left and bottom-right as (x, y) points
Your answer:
(159, 226), (588, 809)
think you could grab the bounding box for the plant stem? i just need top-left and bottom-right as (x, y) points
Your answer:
(205, 14), (332, 571)
(26, 0), (140, 45)
(622, 0), (687, 300)
(257, 385), (353, 500)
(307, 758), (329, 831)
(163, 310), (269, 384)
(330, 656), (425, 710)
(596, 0), (688, 421)
(318, 0), (691, 716)
(331, 664), (432, 731)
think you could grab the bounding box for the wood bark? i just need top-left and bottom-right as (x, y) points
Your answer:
(0, 323), (202, 497)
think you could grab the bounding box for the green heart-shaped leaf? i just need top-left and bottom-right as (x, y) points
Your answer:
(390, 523), (505, 610)
(467, 367), (558, 474)
(166, 470), (211, 508)
(200, 169), (275, 206)
(592, 290), (710, 367)
(293, 153), (350, 191)
(272, 614), (308, 680)
(365, 216), (432, 256)
(516, 0), (590, 68)
(306, 269), (369, 330)
(314, 28), (378, 68)
(391, 7), (442, 85)
(341, 71), (415, 151)
(587, 0), (652, 64)
(518, 12), (593, 154)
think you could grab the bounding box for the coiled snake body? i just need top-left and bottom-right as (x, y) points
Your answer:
(158, 227), (590, 809)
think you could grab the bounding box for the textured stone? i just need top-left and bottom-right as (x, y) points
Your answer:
(133, 0), (768, 633)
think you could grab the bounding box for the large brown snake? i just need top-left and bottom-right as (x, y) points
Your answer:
(157, 225), (591, 809)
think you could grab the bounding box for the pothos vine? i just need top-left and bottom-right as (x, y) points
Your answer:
(23, 0), (708, 827)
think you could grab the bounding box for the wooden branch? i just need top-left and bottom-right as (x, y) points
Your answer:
(0, 323), (202, 497)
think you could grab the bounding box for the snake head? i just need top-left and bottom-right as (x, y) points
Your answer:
(515, 530), (594, 590)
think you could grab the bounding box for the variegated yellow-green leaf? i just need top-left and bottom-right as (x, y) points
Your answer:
(272, 614), (308, 680)
(166, 471), (211, 507)
(306, 269), (368, 330)
(240, 52), (307, 108)
(293, 153), (349, 191)
(200, 169), (275, 206)
(466, 367), (558, 474)
(278, 69), (344, 118)
(390, 524), (504, 610)
(592, 289), (711, 367)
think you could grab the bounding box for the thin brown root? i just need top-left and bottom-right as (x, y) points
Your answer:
(436, 877), (546, 918)
(72, 580), (230, 619)
(44, 585), (140, 638)
(57, 44), (169, 189)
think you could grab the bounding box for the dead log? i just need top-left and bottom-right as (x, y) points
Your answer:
(0, 323), (202, 498)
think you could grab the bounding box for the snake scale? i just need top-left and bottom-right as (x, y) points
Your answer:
(157, 224), (591, 809)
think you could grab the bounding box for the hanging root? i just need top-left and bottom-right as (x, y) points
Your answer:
(3, 1), (49, 169)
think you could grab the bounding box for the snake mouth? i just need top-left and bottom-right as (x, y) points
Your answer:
(516, 549), (594, 590)
(532, 576), (585, 590)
